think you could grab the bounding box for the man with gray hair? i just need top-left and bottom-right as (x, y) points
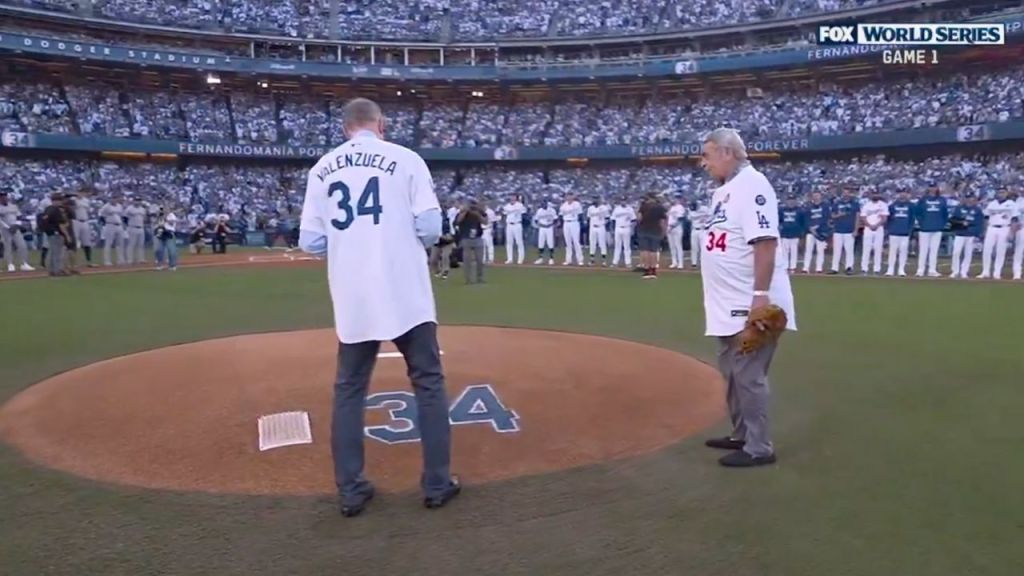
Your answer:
(299, 97), (461, 517)
(698, 128), (796, 468)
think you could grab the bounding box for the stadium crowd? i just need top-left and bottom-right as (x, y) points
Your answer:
(1, 65), (1022, 146)
(2, 0), (910, 39)
(0, 152), (1021, 236)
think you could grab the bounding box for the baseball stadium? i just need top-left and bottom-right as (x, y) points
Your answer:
(1, 0), (1023, 574)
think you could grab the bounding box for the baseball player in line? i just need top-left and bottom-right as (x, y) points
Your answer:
(778, 195), (804, 273)
(502, 194), (526, 265)
(125, 198), (148, 265)
(611, 199), (635, 268)
(689, 200), (709, 268)
(0, 191), (34, 272)
(70, 189), (96, 267)
(560, 193), (584, 266)
(533, 200), (557, 264)
(699, 128), (796, 468)
(587, 198), (611, 266)
(298, 98), (460, 517)
(914, 184), (948, 278)
(99, 196), (126, 266)
(829, 186), (859, 275)
(667, 195), (687, 269)
(949, 194), (984, 279)
(979, 189), (1017, 279)
(481, 203), (497, 264)
(801, 191), (830, 274)
(885, 189), (914, 277)
(859, 190), (888, 275)
(1012, 193), (1024, 281)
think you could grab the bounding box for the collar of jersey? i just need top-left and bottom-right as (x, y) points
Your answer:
(351, 130), (378, 140)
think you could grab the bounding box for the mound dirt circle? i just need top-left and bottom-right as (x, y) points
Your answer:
(0, 326), (724, 495)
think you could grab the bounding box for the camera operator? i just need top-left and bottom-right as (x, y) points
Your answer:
(454, 197), (487, 285)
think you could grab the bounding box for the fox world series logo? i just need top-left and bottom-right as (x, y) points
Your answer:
(816, 22), (1006, 65)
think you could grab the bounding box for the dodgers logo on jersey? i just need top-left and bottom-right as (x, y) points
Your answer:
(706, 200), (728, 229)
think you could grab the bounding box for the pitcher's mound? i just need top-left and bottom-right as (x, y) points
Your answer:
(0, 326), (723, 495)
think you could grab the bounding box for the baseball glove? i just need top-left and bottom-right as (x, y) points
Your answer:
(737, 305), (788, 355)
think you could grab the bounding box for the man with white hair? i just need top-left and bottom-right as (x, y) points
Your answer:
(698, 128), (796, 468)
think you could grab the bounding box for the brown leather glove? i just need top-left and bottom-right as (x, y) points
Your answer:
(737, 304), (788, 355)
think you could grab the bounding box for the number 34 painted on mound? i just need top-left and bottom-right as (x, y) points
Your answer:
(364, 384), (520, 444)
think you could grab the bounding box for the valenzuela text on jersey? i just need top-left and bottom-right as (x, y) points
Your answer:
(315, 151), (398, 182)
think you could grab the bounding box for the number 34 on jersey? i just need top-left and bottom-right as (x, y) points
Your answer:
(704, 211), (771, 252)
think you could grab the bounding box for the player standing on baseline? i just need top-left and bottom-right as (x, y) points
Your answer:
(859, 188), (888, 275)
(914, 183), (948, 278)
(502, 194), (526, 265)
(70, 188), (96, 267)
(587, 197), (611, 266)
(978, 188), (1016, 279)
(829, 185), (858, 276)
(778, 194), (804, 274)
(298, 98), (460, 517)
(689, 200), (709, 269)
(125, 197), (148, 265)
(0, 191), (34, 272)
(667, 194), (687, 269)
(533, 199), (557, 264)
(885, 188), (914, 276)
(1011, 191), (1024, 281)
(801, 191), (830, 274)
(481, 201), (497, 264)
(560, 193), (584, 266)
(611, 198), (635, 268)
(99, 195), (126, 266)
(698, 128), (795, 468)
(949, 193), (984, 279)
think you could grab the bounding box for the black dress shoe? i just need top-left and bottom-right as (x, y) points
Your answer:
(845, 267), (854, 275)
(827, 270), (839, 275)
(424, 476), (461, 509)
(704, 436), (745, 450)
(340, 486), (375, 518)
(718, 451), (777, 468)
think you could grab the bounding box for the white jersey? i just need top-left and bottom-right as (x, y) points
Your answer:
(689, 205), (710, 230)
(503, 201), (525, 225)
(301, 132), (439, 344)
(446, 206), (460, 226)
(1017, 198), (1024, 224)
(534, 207), (557, 228)
(559, 201), (583, 224)
(701, 164), (797, 337)
(163, 212), (178, 233)
(984, 199), (1017, 227)
(611, 205), (635, 229)
(99, 202), (124, 226)
(667, 204), (687, 230)
(860, 200), (889, 228)
(587, 204), (610, 228)
(482, 208), (497, 232)
(73, 197), (91, 221)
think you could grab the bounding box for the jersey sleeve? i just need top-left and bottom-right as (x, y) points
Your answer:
(299, 166), (326, 235)
(739, 177), (780, 243)
(408, 154), (440, 217)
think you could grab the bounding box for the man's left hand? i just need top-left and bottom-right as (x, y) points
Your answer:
(751, 294), (770, 311)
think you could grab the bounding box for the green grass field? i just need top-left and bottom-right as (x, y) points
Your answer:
(1, 258), (1022, 576)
